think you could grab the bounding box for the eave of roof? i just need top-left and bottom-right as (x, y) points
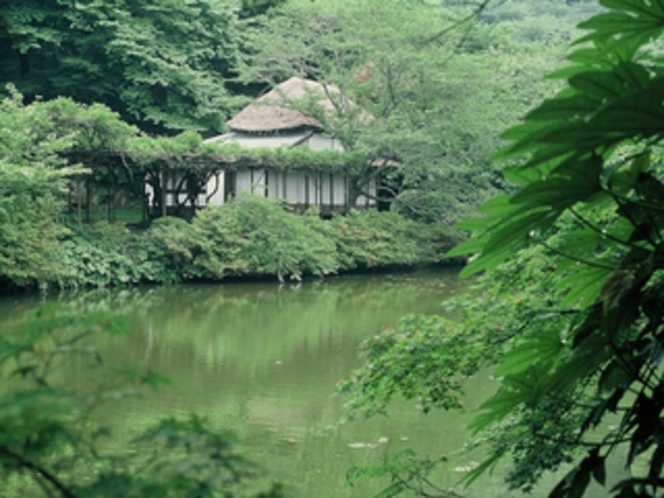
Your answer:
(204, 130), (315, 149)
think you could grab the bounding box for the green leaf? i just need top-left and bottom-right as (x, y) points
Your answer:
(460, 452), (503, 488)
(597, 359), (632, 393)
(372, 482), (405, 498)
(503, 164), (544, 187)
(469, 389), (531, 433)
(510, 177), (600, 211)
(494, 330), (564, 377)
(481, 209), (556, 255)
(445, 235), (490, 258)
(606, 152), (649, 192)
(555, 265), (614, 311)
(458, 209), (558, 277)
(526, 94), (600, 121)
(542, 334), (612, 395)
(592, 456), (606, 486)
(143, 370), (173, 391)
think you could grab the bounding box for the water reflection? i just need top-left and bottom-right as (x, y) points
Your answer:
(0, 270), (545, 497)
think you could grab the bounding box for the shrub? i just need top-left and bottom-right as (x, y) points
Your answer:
(191, 196), (339, 281)
(2, 193), (459, 291)
(313, 209), (458, 271)
(146, 216), (206, 283)
(58, 221), (170, 288)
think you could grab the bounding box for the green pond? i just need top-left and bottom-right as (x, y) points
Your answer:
(0, 269), (614, 497)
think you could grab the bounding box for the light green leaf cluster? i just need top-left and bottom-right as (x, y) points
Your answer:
(190, 196), (340, 282)
(346, 449), (448, 498)
(146, 197), (455, 285)
(0, 88), (86, 288)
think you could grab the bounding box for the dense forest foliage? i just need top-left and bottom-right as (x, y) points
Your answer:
(0, 0), (595, 293)
(6, 1), (662, 497)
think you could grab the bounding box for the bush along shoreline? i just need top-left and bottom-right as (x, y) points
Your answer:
(0, 196), (462, 294)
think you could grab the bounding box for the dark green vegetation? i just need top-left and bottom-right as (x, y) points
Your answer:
(0, 0), (244, 134)
(341, 1), (664, 497)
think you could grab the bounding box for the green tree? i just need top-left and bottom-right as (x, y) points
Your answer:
(342, 0), (664, 496)
(239, 0), (288, 18)
(0, 0), (243, 134)
(0, 87), (85, 291)
(476, 0), (601, 43)
(239, 0), (564, 221)
(449, 1), (664, 495)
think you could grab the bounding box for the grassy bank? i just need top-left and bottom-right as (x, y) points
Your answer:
(1, 196), (462, 293)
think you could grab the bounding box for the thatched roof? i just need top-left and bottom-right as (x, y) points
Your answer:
(227, 77), (342, 133)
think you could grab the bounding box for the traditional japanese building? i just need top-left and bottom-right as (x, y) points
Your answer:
(203, 77), (377, 212)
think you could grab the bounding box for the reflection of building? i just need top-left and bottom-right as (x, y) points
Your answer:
(202, 77), (377, 212)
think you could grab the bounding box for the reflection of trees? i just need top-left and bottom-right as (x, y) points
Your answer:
(47, 271), (464, 383)
(5, 270), (466, 437)
(5, 272), (479, 498)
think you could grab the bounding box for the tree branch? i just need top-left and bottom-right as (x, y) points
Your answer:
(0, 446), (76, 498)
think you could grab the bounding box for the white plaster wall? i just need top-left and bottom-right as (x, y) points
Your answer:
(236, 170), (253, 195)
(287, 171), (307, 204)
(332, 175), (346, 206)
(320, 173), (331, 205)
(267, 171), (279, 200)
(145, 183), (154, 207)
(307, 134), (344, 152)
(252, 169), (268, 197)
(356, 178), (377, 207)
(308, 172), (321, 205)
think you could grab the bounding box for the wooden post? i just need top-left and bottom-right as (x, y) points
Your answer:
(107, 166), (112, 221)
(305, 173), (309, 209)
(77, 177), (82, 229)
(161, 171), (167, 218)
(86, 177), (91, 223)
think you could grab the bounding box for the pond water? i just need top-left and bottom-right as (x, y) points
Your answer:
(0, 270), (584, 497)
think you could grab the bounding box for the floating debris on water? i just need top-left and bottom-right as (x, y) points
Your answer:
(453, 461), (480, 473)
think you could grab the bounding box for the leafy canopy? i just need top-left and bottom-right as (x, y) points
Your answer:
(342, 0), (664, 496)
(1, 0), (243, 134)
(446, 0), (664, 496)
(239, 0), (565, 221)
